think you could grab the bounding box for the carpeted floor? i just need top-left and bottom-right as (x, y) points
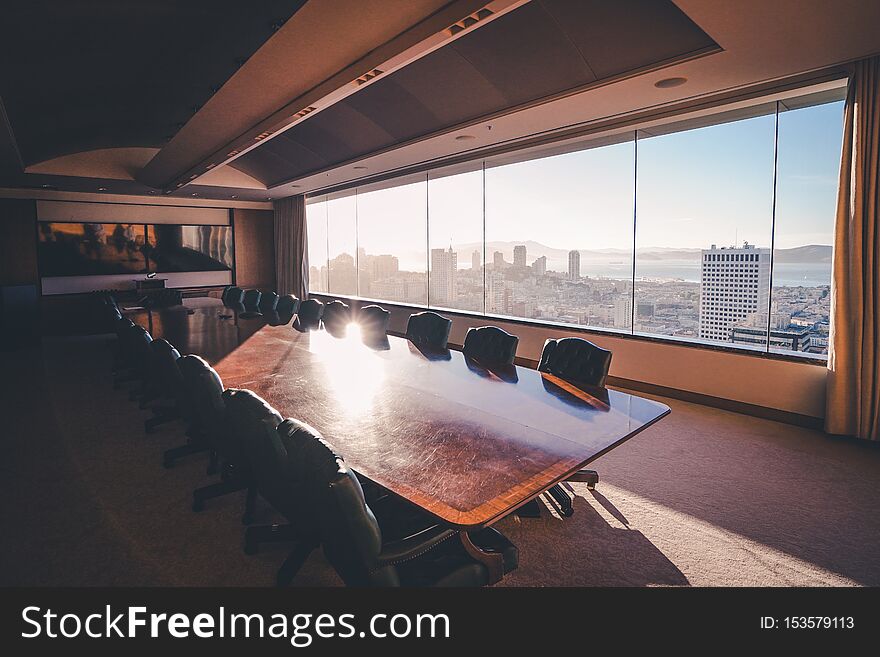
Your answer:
(2, 334), (879, 587)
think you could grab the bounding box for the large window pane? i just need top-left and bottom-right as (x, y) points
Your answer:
(356, 176), (428, 305)
(326, 193), (357, 296)
(635, 114), (776, 346)
(484, 139), (635, 329)
(306, 197), (328, 293)
(770, 99), (843, 357)
(428, 165), (484, 313)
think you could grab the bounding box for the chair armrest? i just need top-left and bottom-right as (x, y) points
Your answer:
(375, 526), (457, 567)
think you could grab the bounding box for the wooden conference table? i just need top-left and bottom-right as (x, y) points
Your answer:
(132, 300), (670, 533)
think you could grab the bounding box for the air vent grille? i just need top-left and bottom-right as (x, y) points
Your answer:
(447, 7), (493, 36)
(254, 131), (272, 141)
(355, 69), (383, 85)
(295, 106), (317, 118)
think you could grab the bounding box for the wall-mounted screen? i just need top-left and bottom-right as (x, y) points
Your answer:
(37, 222), (148, 276)
(145, 224), (233, 273)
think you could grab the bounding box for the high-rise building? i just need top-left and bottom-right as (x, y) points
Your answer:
(699, 243), (771, 342)
(613, 296), (632, 328)
(487, 272), (508, 315)
(513, 244), (527, 268)
(493, 251), (505, 269)
(532, 255), (547, 276)
(568, 250), (580, 280)
(368, 253), (399, 281)
(472, 250), (481, 271)
(430, 247), (457, 306)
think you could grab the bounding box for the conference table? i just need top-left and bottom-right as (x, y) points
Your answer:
(131, 299), (670, 579)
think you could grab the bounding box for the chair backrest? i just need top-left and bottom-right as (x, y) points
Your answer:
(121, 324), (153, 373)
(222, 388), (283, 475)
(242, 289), (262, 310)
(177, 355), (226, 443)
(462, 326), (518, 365)
(538, 337), (612, 387)
(405, 311), (452, 348)
(322, 300), (351, 333)
(223, 286), (245, 307)
(358, 305), (390, 337)
(276, 294), (300, 316)
(258, 291), (280, 313)
(149, 339), (184, 404)
(242, 417), (325, 531)
(295, 298), (324, 330)
(306, 434), (394, 586)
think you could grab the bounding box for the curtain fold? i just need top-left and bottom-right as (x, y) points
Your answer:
(826, 56), (880, 440)
(273, 195), (309, 299)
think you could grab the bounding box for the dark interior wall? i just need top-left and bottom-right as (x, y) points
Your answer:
(232, 208), (275, 290)
(0, 198), (38, 285)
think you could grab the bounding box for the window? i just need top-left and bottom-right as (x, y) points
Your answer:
(357, 175), (428, 305)
(770, 97), (843, 357)
(306, 197), (328, 293)
(485, 138), (635, 329)
(305, 82), (845, 360)
(428, 165), (484, 313)
(326, 193), (357, 296)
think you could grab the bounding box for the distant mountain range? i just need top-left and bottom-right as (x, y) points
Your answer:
(451, 241), (832, 266)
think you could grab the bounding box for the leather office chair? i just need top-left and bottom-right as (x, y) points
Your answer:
(214, 388), (284, 525)
(258, 291), (280, 313)
(242, 289), (262, 311)
(141, 338), (181, 419)
(358, 304), (390, 338)
(222, 286), (245, 307)
(276, 294), (300, 316)
(114, 324), (153, 393)
(311, 434), (519, 587)
(535, 337), (612, 516)
(406, 311), (452, 349)
(321, 299), (351, 336)
(177, 356), (243, 505)
(293, 298), (323, 331)
(462, 326), (518, 365)
(242, 417), (325, 586)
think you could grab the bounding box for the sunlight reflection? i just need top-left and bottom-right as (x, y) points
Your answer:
(310, 323), (384, 415)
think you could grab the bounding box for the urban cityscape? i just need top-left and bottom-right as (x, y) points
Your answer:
(309, 239), (831, 358)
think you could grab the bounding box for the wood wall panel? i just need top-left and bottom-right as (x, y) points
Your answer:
(0, 198), (38, 285)
(233, 208), (275, 290)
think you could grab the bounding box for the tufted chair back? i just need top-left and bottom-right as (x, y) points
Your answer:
(321, 300), (351, 334)
(258, 291), (280, 313)
(149, 339), (184, 406)
(121, 324), (154, 375)
(295, 298), (324, 329)
(178, 355), (226, 446)
(405, 311), (451, 349)
(222, 388), (284, 478)
(222, 286), (245, 307)
(358, 305), (390, 338)
(242, 289), (262, 310)
(307, 435), (394, 587)
(276, 294), (300, 316)
(538, 337), (612, 387)
(462, 326), (518, 366)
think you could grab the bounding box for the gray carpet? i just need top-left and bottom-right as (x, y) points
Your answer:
(2, 335), (879, 586)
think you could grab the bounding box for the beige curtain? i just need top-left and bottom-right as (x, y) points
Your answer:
(273, 195), (309, 299)
(826, 56), (880, 440)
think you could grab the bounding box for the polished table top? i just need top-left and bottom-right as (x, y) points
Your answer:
(132, 301), (670, 529)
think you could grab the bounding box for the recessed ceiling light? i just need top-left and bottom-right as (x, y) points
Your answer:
(455, 134), (476, 141)
(40, 184), (54, 189)
(231, 195), (238, 199)
(654, 77), (687, 89)
(191, 192), (199, 197)
(98, 187), (108, 191)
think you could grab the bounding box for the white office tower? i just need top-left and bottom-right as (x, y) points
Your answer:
(514, 244), (527, 268)
(472, 250), (481, 271)
(487, 272), (509, 315)
(532, 255), (547, 276)
(699, 242), (771, 342)
(613, 295), (632, 328)
(430, 247), (457, 306)
(568, 249), (580, 280)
